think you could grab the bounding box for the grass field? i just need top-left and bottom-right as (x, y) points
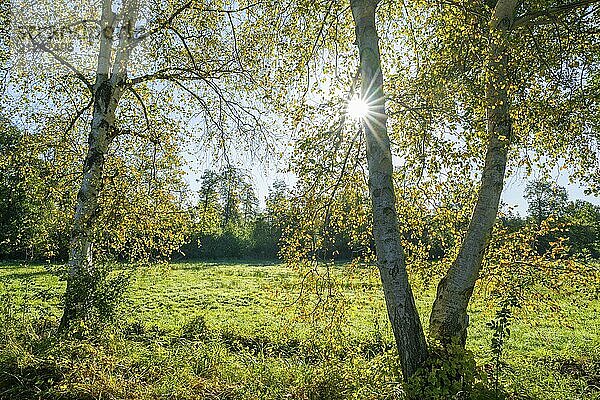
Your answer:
(0, 261), (598, 399)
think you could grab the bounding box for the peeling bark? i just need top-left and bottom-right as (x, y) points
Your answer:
(59, 76), (117, 330)
(351, 0), (428, 379)
(429, 0), (516, 345)
(59, 0), (137, 330)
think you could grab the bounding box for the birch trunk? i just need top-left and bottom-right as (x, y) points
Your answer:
(351, 0), (428, 379)
(59, 77), (117, 329)
(59, 0), (136, 330)
(429, 0), (517, 345)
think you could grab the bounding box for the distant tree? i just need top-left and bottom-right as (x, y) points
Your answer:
(249, 215), (278, 258)
(256, 180), (289, 257)
(524, 180), (569, 225)
(563, 200), (600, 258)
(239, 181), (259, 225)
(0, 120), (54, 259)
(523, 181), (600, 258)
(196, 170), (222, 236)
(265, 180), (289, 226)
(215, 167), (259, 228)
(498, 203), (526, 232)
(183, 167), (277, 259)
(0, 122), (28, 257)
(219, 166), (244, 228)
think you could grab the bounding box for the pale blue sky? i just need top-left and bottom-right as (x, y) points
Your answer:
(184, 151), (599, 215)
(502, 169), (599, 216)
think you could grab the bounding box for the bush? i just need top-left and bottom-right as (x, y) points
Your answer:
(404, 342), (497, 400)
(59, 264), (131, 335)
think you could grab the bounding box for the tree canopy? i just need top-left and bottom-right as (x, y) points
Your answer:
(0, 0), (599, 395)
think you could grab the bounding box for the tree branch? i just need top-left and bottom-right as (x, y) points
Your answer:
(514, 0), (600, 28)
(64, 97), (94, 136)
(134, 0), (193, 43)
(201, 2), (264, 14)
(168, 27), (198, 70)
(127, 66), (243, 86)
(128, 86), (152, 139)
(27, 32), (93, 92)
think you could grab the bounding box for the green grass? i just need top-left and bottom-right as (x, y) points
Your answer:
(0, 261), (598, 399)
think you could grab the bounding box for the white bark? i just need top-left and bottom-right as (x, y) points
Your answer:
(60, 0), (137, 329)
(351, 0), (428, 379)
(429, 0), (516, 345)
(490, 0), (520, 29)
(98, 0), (116, 77)
(111, 0), (138, 86)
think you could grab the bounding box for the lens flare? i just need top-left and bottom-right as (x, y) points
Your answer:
(347, 97), (370, 120)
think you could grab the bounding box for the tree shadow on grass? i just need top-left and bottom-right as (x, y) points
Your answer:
(0, 269), (51, 282)
(171, 259), (280, 270)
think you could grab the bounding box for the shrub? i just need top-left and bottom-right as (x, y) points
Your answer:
(404, 342), (496, 400)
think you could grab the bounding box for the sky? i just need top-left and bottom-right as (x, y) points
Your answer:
(182, 149), (295, 208)
(11, 0), (597, 218)
(183, 148), (600, 215)
(180, 72), (599, 216)
(502, 168), (600, 215)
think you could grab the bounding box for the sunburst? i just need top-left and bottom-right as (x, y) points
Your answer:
(347, 96), (370, 120)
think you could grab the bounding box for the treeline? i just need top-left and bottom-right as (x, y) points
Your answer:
(0, 118), (188, 262)
(180, 168), (287, 260)
(1, 117), (598, 262)
(509, 180), (600, 259)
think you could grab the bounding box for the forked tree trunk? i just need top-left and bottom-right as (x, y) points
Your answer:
(59, 0), (136, 330)
(429, 0), (517, 345)
(351, 0), (428, 379)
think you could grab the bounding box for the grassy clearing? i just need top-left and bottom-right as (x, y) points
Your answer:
(0, 261), (598, 399)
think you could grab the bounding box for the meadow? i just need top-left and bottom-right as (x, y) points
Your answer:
(0, 261), (598, 399)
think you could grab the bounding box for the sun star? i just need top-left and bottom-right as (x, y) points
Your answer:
(347, 96), (370, 120)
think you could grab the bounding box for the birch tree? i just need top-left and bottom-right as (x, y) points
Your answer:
(266, 0), (600, 381)
(427, 0), (520, 346)
(9, 0), (267, 329)
(350, 0), (428, 377)
(419, 0), (600, 345)
(53, 0), (138, 329)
